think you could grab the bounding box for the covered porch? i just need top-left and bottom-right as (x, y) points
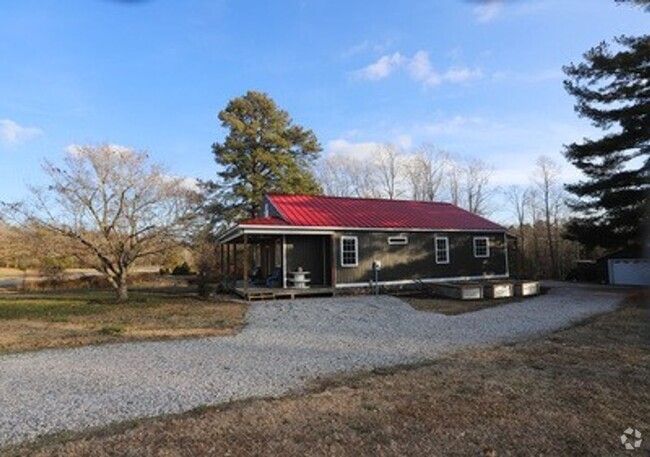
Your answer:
(218, 227), (336, 300)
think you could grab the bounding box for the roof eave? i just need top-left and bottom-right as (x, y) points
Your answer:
(219, 223), (507, 240)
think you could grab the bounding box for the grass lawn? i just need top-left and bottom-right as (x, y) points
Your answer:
(0, 288), (247, 353)
(2, 290), (647, 456)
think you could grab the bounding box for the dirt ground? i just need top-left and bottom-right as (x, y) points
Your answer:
(2, 290), (647, 457)
(400, 294), (525, 315)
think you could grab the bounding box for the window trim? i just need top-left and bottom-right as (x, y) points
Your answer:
(435, 236), (450, 265)
(387, 235), (408, 245)
(340, 236), (359, 267)
(473, 236), (490, 258)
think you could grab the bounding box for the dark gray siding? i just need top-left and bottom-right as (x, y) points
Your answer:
(334, 231), (507, 285)
(285, 235), (331, 286)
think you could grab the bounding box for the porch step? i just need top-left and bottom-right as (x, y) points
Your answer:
(246, 291), (276, 301)
(236, 287), (336, 301)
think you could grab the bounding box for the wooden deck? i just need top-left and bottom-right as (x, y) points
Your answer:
(234, 286), (336, 301)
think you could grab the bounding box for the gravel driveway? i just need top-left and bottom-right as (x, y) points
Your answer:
(0, 282), (624, 447)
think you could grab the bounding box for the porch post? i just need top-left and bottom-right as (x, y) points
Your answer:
(504, 232), (510, 278)
(322, 237), (327, 287)
(233, 242), (238, 285)
(282, 235), (287, 288)
(243, 233), (249, 294)
(220, 243), (225, 279)
(226, 243), (231, 280)
(331, 235), (337, 288)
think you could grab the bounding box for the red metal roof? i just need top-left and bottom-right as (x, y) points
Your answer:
(239, 194), (505, 231)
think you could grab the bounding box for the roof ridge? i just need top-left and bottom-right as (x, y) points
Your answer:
(267, 193), (451, 205)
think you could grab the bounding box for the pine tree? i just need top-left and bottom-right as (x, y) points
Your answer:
(206, 91), (321, 222)
(562, 3), (649, 250)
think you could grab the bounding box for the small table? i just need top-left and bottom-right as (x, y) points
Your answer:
(288, 270), (311, 288)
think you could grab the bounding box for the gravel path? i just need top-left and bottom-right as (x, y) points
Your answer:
(0, 282), (624, 447)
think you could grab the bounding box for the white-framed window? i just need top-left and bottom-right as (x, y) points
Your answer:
(388, 235), (408, 245)
(435, 236), (449, 264)
(473, 237), (490, 258)
(340, 236), (359, 267)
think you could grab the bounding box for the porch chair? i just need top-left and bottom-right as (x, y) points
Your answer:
(266, 266), (282, 287)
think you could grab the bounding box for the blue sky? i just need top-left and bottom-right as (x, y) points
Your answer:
(0, 0), (646, 220)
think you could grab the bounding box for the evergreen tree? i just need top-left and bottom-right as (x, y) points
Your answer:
(615, 0), (650, 11)
(562, 2), (649, 250)
(206, 91), (321, 222)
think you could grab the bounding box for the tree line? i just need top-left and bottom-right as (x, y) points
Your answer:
(319, 144), (587, 279)
(317, 144), (494, 216)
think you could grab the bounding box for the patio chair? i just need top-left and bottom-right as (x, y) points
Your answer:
(266, 266), (282, 287)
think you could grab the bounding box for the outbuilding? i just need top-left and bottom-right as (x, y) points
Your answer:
(599, 246), (649, 286)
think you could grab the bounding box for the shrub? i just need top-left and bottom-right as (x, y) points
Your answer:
(99, 325), (125, 335)
(172, 262), (193, 276)
(38, 257), (67, 288)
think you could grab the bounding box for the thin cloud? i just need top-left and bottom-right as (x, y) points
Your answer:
(473, 1), (503, 22)
(0, 119), (42, 145)
(469, 0), (554, 23)
(327, 136), (414, 158)
(443, 67), (484, 83)
(416, 115), (488, 136)
(342, 38), (397, 58)
(396, 134), (413, 149)
(327, 139), (382, 159)
(407, 51), (442, 86)
(65, 143), (132, 156)
(355, 51), (482, 87)
(408, 51), (483, 86)
(354, 52), (405, 80)
(343, 40), (372, 58)
(161, 174), (201, 193)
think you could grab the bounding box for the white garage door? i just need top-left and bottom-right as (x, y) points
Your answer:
(608, 259), (650, 286)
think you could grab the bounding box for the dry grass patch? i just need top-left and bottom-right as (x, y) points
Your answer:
(0, 289), (246, 353)
(3, 290), (647, 457)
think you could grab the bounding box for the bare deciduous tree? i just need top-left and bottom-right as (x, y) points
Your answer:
(532, 155), (563, 278)
(5, 144), (199, 302)
(445, 156), (463, 207)
(349, 159), (382, 198)
(505, 185), (532, 276)
(316, 154), (381, 198)
(376, 143), (404, 200)
(315, 155), (356, 197)
(405, 144), (446, 201)
(319, 146), (495, 214)
(464, 158), (493, 216)
(443, 156), (494, 215)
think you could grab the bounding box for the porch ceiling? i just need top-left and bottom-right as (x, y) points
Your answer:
(218, 227), (335, 244)
(219, 232), (282, 244)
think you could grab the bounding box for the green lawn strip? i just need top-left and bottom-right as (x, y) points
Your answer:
(0, 289), (195, 322)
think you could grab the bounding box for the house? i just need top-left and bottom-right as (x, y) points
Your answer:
(217, 194), (510, 297)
